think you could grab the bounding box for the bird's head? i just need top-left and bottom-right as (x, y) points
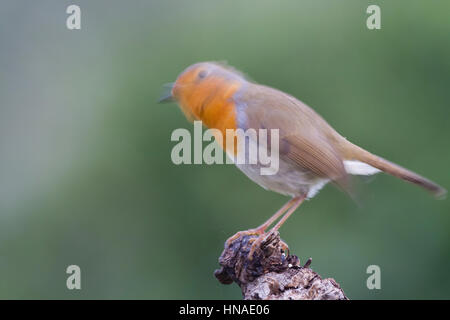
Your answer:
(160, 62), (245, 122)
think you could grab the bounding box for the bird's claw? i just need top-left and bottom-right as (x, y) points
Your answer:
(225, 228), (264, 248)
(247, 230), (290, 260)
(279, 238), (290, 255)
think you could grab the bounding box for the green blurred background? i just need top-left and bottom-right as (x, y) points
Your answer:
(0, 0), (449, 299)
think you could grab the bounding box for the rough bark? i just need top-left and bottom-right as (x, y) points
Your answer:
(214, 231), (348, 300)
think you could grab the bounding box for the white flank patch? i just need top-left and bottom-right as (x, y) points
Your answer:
(343, 160), (381, 176)
(307, 179), (330, 199)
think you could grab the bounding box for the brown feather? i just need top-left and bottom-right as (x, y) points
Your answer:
(341, 141), (447, 198)
(238, 83), (350, 191)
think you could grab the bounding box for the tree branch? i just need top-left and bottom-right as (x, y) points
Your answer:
(214, 231), (348, 300)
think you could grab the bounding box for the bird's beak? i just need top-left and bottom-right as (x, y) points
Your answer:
(158, 82), (175, 103)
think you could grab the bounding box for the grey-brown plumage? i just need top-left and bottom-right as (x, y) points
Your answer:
(234, 81), (446, 198)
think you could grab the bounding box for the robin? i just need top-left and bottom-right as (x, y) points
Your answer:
(161, 61), (446, 255)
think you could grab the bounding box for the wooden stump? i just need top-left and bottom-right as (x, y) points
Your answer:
(214, 231), (348, 300)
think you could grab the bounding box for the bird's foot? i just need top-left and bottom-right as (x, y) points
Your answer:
(248, 230), (289, 260)
(225, 228), (264, 248)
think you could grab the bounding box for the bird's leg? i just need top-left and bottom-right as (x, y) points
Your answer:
(254, 197), (301, 233)
(269, 194), (306, 234)
(248, 194), (306, 259)
(224, 197), (299, 247)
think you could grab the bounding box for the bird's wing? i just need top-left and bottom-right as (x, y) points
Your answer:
(237, 83), (348, 183)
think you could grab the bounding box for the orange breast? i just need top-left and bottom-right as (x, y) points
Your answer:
(178, 77), (241, 154)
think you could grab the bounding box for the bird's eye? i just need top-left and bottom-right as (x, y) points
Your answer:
(198, 70), (208, 79)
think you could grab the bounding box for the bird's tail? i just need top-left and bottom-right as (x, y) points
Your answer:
(342, 141), (446, 198)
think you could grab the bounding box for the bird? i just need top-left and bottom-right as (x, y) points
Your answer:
(161, 61), (446, 255)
